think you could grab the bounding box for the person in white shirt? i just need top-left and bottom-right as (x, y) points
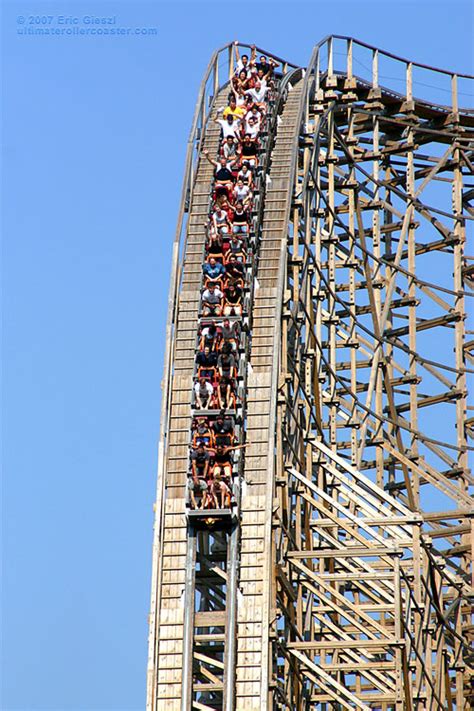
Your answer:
(202, 283), (224, 316)
(237, 163), (254, 189)
(245, 115), (260, 139)
(194, 378), (214, 410)
(245, 81), (268, 107)
(245, 105), (262, 129)
(213, 112), (242, 140)
(233, 41), (256, 77)
(230, 84), (249, 110)
(234, 89), (246, 108)
(233, 179), (252, 207)
(254, 67), (272, 88)
(212, 207), (232, 236)
(209, 474), (232, 509)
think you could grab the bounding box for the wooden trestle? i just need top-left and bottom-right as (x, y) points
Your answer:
(148, 40), (473, 711)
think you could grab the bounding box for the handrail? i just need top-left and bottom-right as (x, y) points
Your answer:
(311, 35), (473, 115)
(212, 40), (298, 69)
(326, 34), (474, 79)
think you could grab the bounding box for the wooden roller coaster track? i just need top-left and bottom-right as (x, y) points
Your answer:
(147, 39), (473, 710)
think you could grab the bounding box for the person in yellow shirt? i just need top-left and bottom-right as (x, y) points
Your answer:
(223, 95), (246, 121)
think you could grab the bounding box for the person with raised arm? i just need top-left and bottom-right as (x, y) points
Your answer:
(231, 84), (248, 110)
(212, 112), (242, 140)
(210, 442), (249, 479)
(204, 152), (235, 193)
(255, 54), (279, 77)
(233, 41), (256, 77)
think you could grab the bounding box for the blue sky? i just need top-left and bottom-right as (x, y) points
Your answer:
(2, 1), (472, 709)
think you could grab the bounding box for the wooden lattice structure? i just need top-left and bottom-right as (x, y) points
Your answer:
(147, 38), (473, 710)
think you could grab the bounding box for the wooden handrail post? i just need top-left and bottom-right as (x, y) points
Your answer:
(214, 60), (219, 96)
(347, 38), (353, 81)
(315, 50), (320, 93)
(328, 36), (334, 80)
(228, 44), (234, 80)
(372, 48), (379, 89)
(451, 73), (458, 113)
(200, 101), (206, 150)
(406, 61), (413, 102)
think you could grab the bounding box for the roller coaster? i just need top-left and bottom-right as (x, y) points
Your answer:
(147, 38), (473, 710)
